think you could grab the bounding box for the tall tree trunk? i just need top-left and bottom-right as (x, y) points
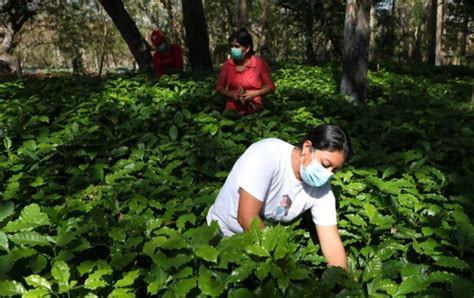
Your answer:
(340, 0), (371, 104)
(460, 12), (468, 59)
(235, 0), (249, 28)
(258, 0), (271, 59)
(99, 0), (154, 74)
(368, 4), (376, 64)
(303, 0), (315, 64)
(428, 0), (437, 64)
(435, 0), (444, 66)
(182, 0), (212, 70)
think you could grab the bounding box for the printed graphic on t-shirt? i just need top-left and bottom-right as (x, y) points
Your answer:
(273, 194), (292, 219)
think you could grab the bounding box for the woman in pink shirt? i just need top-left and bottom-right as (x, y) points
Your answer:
(216, 28), (276, 116)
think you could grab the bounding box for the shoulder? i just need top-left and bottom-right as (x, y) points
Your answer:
(249, 56), (268, 67)
(248, 138), (292, 154)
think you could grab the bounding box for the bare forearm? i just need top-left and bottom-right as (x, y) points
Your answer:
(237, 215), (265, 231)
(322, 243), (347, 270)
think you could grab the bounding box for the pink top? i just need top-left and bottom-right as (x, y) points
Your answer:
(216, 55), (275, 102)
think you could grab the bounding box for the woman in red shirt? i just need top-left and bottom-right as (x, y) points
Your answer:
(216, 28), (276, 116)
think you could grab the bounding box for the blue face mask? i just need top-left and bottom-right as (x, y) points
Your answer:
(157, 43), (167, 52)
(230, 47), (244, 60)
(300, 150), (334, 187)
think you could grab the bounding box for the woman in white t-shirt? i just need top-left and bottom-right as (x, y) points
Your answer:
(206, 124), (353, 269)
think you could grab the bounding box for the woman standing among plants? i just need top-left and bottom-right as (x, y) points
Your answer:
(207, 124), (352, 270)
(215, 28), (275, 117)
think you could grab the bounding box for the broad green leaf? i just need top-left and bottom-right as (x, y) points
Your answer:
(382, 167), (397, 179)
(362, 255), (382, 282)
(395, 276), (428, 295)
(226, 261), (256, 283)
(147, 266), (168, 295)
(262, 225), (285, 252)
(0, 280), (26, 295)
(173, 277), (196, 297)
(0, 231), (8, 251)
(114, 270), (141, 288)
(24, 274), (51, 290)
(3, 204), (50, 232)
(228, 288), (257, 298)
(30, 254), (47, 274)
(108, 287), (135, 297)
(345, 214), (367, 227)
(52, 260), (70, 293)
(277, 275), (290, 293)
(151, 251), (192, 268)
(245, 244), (270, 257)
(9, 231), (53, 246)
(84, 267), (113, 290)
(22, 288), (50, 298)
(287, 268), (310, 280)
(168, 125), (178, 141)
(4, 136), (12, 150)
(0, 201), (15, 222)
(255, 259), (272, 280)
(368, 278), (398, 296)
(194, 244), (219, 263)
(432, 255), (469, 270)
(198, 266), (225, 296)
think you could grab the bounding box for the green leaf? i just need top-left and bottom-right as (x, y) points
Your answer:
(432, 255), (469, 270)
(198, 266), (225, 296)
(369, 278), (398, 296)
(194, 244), (219, 263)
(84, 267), (113, 290)
(226, 261), (256, 283)
(0, 280), (26, 295)
(3, 203), (50, 232)
(22, 288), (50, 298)
(345, 214), (367, 227)
(0, 201), (15, 223)
(169, 125), (178, 141)
(362, 255), (382, 282)
(173, 277), (196, 297)
(52, 260), (70, 293)
(114, 270), (141, 288)
(9, 231), (53, 246)
(245, 244), (270, 257)
(108, 287), (135, 297)
(4, 136), (12, 150)
(395, 276), (428, 295)
(24, 274), (52, 290)
(0, 231), (9, 251)
(382, 167), (397, 179)
(228, 288), (257, 298)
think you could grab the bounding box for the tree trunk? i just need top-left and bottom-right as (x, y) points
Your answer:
(303, 0), (316, 64)
(235, 0), (249, 28)
(435, 0), (444, 66)
(369, 4), (376, 64)
(99, 0), (154, 74)
(258, 0), (271, 59)
(428, 0), (437, 64)
(460, 11), (468, 59)
(182, 0), (213, 71)
(340, 0), (371, 104)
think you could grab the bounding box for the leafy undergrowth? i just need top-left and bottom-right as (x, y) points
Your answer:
(0, 65), (473, 297)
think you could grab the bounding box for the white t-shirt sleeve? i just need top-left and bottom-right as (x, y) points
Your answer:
(236, 140), (278, 201)
(310, 185), (337, 226)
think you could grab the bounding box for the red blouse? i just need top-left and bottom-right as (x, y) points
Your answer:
(216, 55), (275, 102)
(153, 44), (183, 77)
